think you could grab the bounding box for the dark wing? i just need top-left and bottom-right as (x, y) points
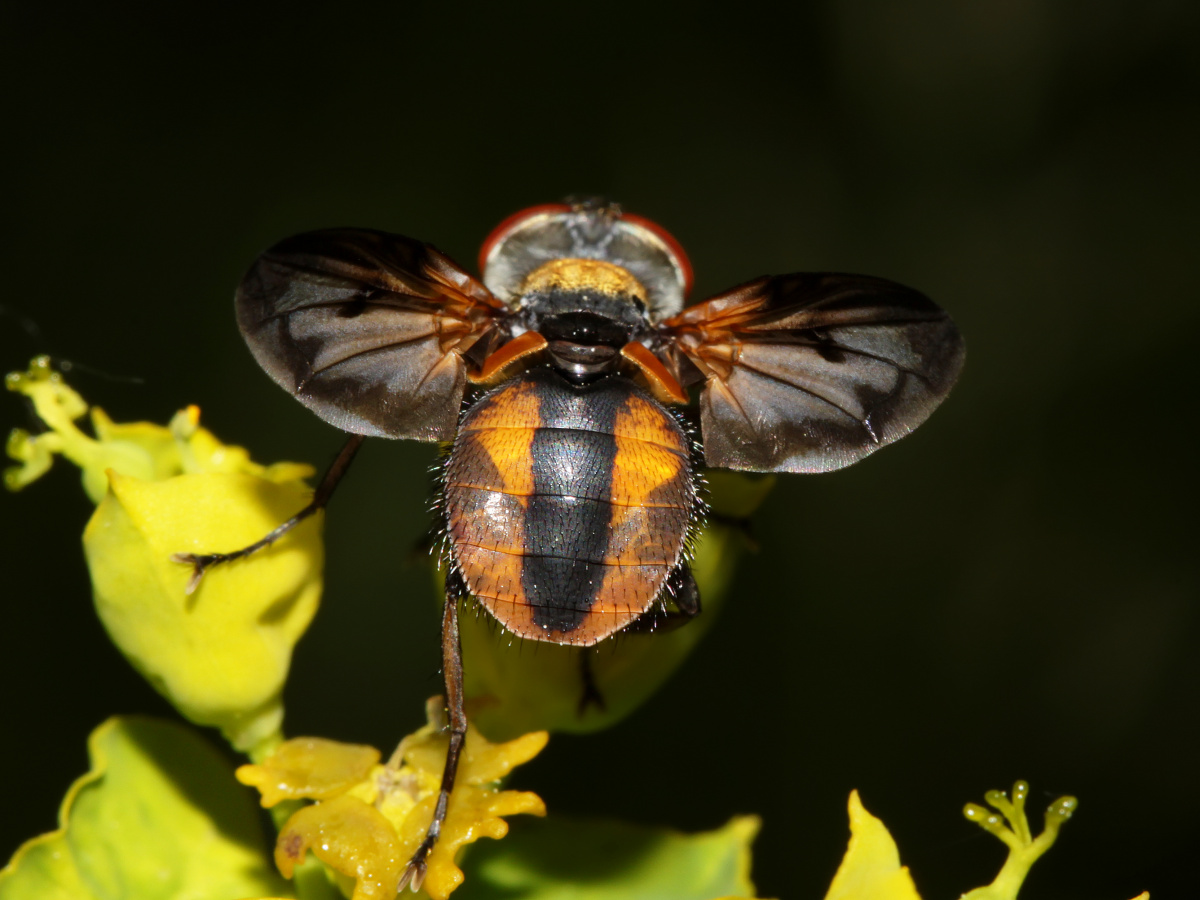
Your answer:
(236, 228), (509, 441)
(659, 273), (965, 473)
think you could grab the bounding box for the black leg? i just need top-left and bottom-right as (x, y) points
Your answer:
(668, 563), (700, 617)
(577, 648), (607, 715)
(172, 433), (366, 593)
(398, 571), (469, 893)
(623, 564), (702, 635)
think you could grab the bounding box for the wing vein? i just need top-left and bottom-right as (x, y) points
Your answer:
(308, 331), (437, 376)
(260, 296), (447, 324)
(730, 357), (875, 432)
(734, 336), (932, 384)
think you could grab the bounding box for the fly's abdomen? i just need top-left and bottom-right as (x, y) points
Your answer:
(443, 367), (695, 646)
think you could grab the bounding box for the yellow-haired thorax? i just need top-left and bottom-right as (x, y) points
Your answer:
(521, 258), (648, 306)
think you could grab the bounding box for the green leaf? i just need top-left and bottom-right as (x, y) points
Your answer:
(455, 814), (761, 900)
(459, 469), (776, 741)
(0, 716), (289, 900)
(460, 512), (750, 740)
(444, 468), (775, 741)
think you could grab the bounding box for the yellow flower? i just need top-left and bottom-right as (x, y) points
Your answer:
(237, 698), (548, 900)
(6, 357), (323, 752)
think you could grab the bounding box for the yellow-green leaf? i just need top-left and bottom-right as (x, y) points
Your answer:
(451, 470), (771, 740)
(6, 359), (324, 753)
(460, 515), (750, 740)
(824, 791), (922, 900)
(84, 468), (323, 751)
(0, 716), (288, 900)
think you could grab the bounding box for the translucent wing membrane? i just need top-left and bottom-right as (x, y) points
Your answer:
(236, 229), (507, 441)
(660, 273), (965, 473)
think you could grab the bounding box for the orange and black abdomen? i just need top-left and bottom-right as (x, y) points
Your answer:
(443, 367), (696, 646)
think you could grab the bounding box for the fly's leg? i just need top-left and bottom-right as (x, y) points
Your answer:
(577, 649), (607, 715)
(622, 563), (701, 635)
(171, 433), (365, 592)
(398, 570), (469, 893)
(667, 563), (700, 617)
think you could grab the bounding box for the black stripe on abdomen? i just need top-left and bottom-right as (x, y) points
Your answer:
(521, 373), (621, 633)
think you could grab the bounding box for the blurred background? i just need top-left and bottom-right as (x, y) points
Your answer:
(2, 3), (1196, 898)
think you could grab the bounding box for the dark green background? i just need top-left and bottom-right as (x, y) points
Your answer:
(3, 4), (1196, 898)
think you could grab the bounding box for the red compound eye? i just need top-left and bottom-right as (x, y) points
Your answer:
(477, 203), (571, 277)
(621, 211), (694, 299)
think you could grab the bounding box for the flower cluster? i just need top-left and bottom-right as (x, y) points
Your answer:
(237, 698), (548, 900)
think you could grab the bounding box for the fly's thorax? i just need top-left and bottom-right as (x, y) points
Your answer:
(515, 259), (652, 383)
(521, 257), (649, 306)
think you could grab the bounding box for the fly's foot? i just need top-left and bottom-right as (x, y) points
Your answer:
(170, 551), (228, 594)
(577, 650), (607, 716)
(577, 674), (607, 715)
(396, 834), (436, 893)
